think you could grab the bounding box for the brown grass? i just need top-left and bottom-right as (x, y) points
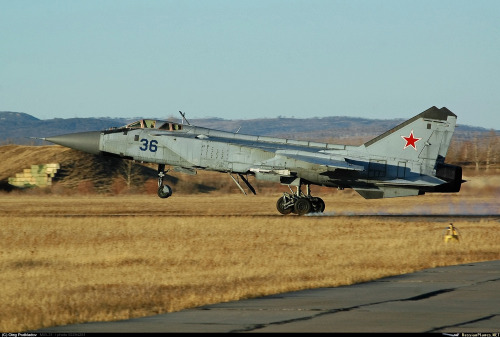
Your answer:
(0, 192), (499, 332)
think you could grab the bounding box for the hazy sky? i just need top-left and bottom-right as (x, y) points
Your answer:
(1, 0), (499, 129)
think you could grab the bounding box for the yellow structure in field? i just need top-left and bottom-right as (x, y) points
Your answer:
(8, 163), (60, 188)
(444, 223), (460, 243)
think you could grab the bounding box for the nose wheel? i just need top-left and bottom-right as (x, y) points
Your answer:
(157, 164), (172, 199)
(158, 184), (172, 198)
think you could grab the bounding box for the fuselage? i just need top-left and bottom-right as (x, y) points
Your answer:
(94, 120), (426, 192)
(43, 106), (464, 214)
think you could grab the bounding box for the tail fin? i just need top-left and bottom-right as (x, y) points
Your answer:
(363, 106), (457, 170)
(354, 106), (463, 199)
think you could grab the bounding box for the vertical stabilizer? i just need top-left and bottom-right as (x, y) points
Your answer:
(363, 106), (457, 170)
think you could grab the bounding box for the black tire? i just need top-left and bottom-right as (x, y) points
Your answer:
(276, 197), (293, 215)
(294, 197), (311, 215)
(158, 185), (172, 199)
(312, 197), (325, 213)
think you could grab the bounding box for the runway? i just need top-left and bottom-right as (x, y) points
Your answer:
(35, 260), (500, 333)
(34, 213), (500, 221)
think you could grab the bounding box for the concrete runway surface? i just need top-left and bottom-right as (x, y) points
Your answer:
(36, 260), (499, 333)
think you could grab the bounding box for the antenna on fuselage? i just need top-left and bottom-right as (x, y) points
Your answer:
(179, 111), (191, 125)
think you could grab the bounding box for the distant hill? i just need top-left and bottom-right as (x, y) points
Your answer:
(0, 111), (131, 145)
(0, 110), (495, 145)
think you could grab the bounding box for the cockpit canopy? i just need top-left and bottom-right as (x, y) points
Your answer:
(125, 119), (184, 131)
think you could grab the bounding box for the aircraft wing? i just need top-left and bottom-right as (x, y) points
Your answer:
(250, 150), (365, 176)
(150, 132), (364, 172)
(274, 150), (364, 171)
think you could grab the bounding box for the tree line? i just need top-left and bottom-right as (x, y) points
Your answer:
(447, 130), (499, 171)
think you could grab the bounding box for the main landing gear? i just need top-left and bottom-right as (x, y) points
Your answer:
(276, 183), (325, 216)
(156, 165), (323, 215)
(157, 164), (172, 199)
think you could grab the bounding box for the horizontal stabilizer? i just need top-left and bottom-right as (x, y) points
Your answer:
(375, 175), (445, 187)
(354, 186), (421, 199)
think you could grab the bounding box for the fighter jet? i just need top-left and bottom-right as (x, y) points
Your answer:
(42, 106), (464, 215)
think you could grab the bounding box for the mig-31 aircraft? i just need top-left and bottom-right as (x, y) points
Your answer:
(41, 106), (464, 215)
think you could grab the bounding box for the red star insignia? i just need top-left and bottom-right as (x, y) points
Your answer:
(401, 130), (421, 150)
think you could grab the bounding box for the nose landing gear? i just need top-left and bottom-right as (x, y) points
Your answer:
(157, 164), (172, 199)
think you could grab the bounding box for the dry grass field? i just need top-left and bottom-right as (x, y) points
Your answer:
(1, 184), (499, 332)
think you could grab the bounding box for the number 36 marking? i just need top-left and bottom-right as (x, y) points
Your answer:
(139, 139), (158, 152)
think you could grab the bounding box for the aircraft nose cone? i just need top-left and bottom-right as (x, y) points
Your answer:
(44, 131), (102, 155)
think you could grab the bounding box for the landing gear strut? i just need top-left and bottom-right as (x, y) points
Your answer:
(157, 164), (172, 198)
(276, 183), (325, 215)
